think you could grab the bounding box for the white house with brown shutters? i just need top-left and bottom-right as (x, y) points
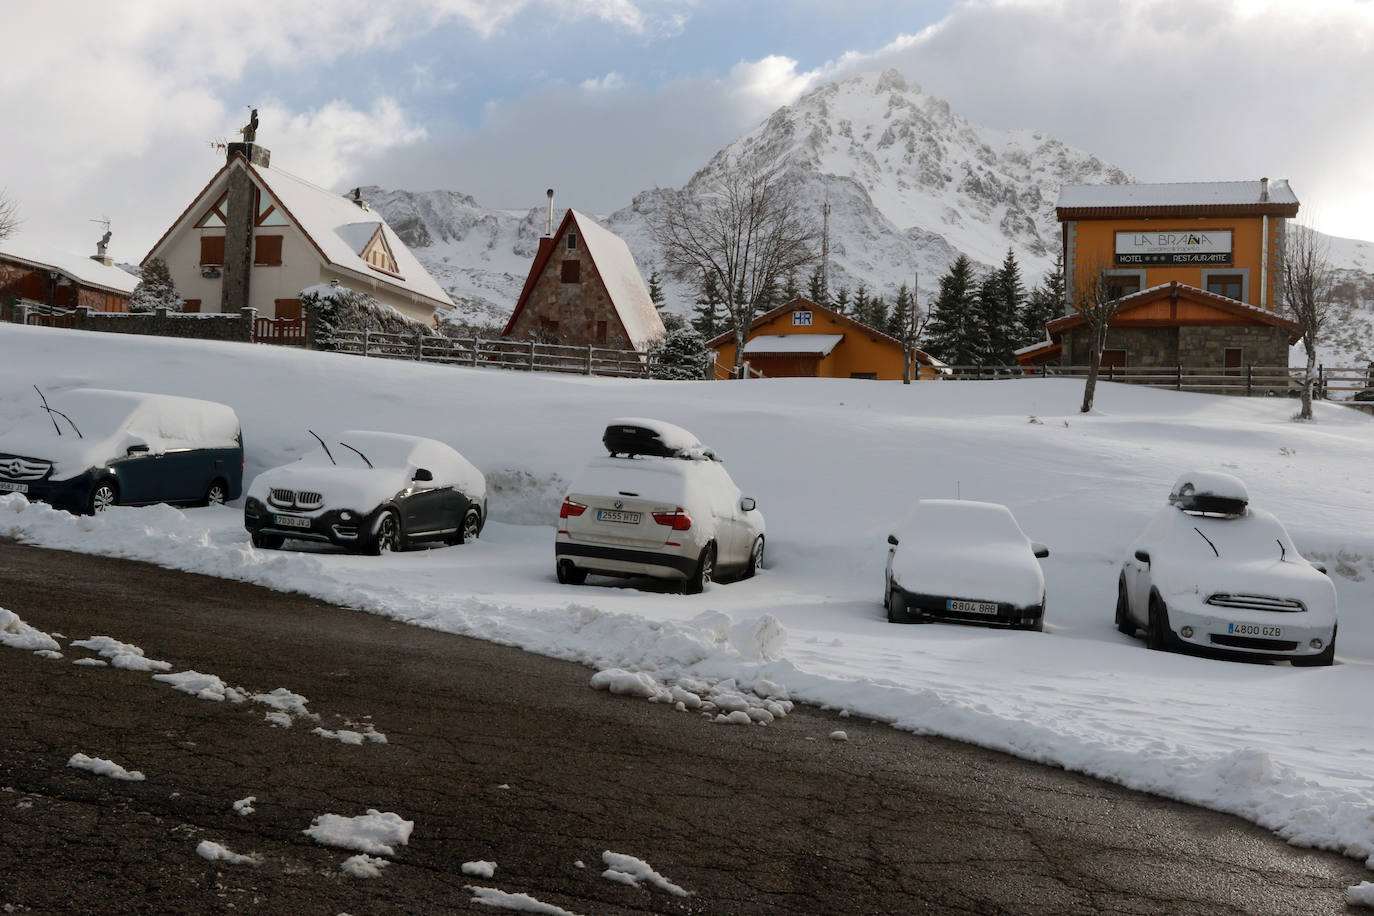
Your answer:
(143, 136), (451, 323)
(502, 208), (664, 351)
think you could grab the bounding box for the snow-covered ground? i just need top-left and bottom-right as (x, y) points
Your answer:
(2, 323), (1373, 884)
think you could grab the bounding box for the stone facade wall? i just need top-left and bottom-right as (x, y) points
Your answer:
(1061, 326), (1178, 366)
(1178, 326), (1289, 367)
(7, 303), (255, 343)
(504, 232), (636, 350)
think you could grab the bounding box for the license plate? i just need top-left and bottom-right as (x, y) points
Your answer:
(948, 598), (998, 615)
(273, 514), (312, 529)
(1228, 622), (1282, 638)
(596, 508), (641, 524)
(0, 481), (28, 493)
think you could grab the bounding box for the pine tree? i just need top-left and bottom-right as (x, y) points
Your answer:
(806, 265), (829, 307)
(647, 270), (666, 310)
(129, 257), (184, 313)
(851, 283), (870, 326)
(649, 324), (711, 380)
(1018, 253), (1065, 347)
(691, 273), (726, 340)
(885, 283), (914, 339)
(924, 255), (980, 365)
(857, 293), (888, 332)
(832, 286), (851, 316)
(782, 270), (802, 303)
(987, 248), (1026, 364)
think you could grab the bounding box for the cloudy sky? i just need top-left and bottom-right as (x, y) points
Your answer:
(4, 0), (1373, 264)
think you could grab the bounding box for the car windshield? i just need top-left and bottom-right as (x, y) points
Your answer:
(896, 500), (1027, 548)
(1165, 508), (1294, 562)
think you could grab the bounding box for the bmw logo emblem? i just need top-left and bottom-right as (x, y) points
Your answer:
(614, 499), (624, 509)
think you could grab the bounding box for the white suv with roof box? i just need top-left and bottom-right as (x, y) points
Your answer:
(555, 418), (765, 593)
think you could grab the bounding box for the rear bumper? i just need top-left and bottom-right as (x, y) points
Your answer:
(555, 541), (697, 578)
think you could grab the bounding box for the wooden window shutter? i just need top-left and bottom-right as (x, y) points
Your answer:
(254, 235), (283, 266)
(274, 298), (302, 320)
(561, 259), (580, 283)
(200, 236), (225, 266)
(182, 299), (201, 313)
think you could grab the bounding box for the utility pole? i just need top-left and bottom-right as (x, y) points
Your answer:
(821, 197), (831, 305)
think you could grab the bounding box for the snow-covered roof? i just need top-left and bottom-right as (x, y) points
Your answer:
(251, 165), (452, 309)
(570, 211), (664, 350)
(743, 334), (844, 356)
(0, 240), (139, 296)
(1057, 180), (1298, 210)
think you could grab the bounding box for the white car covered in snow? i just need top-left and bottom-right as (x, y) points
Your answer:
(555, 418), (765, 593)
(884, 499), (1050, 630)
(1116, 471), (1338, 665)
(244, 430), (486, 555)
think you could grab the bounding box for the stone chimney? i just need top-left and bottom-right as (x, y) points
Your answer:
(220, 109), (267, 314)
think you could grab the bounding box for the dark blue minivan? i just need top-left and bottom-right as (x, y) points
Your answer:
(0, 388), (243, 515)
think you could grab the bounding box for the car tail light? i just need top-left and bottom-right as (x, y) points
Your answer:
(560, 498), (586, 519)
(652, 507), (692, 530)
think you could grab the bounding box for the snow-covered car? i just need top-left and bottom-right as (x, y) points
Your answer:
(0, 387), (243, 514)
(884, 500), (1049, 630)
(1117, 471), (1337, 665)
(555, 418), (765, 593)
(244, 430), (486, 554)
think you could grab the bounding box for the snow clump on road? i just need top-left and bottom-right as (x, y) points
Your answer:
(303, 809), (413, 856)
(70, 636), (171, 672)
(196, 840), (260, 867)
(600, 851), (691, 897)
(67, 753), (144, 781)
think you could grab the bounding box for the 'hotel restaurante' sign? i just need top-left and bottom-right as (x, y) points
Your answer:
(1115, 230), (1232, 266)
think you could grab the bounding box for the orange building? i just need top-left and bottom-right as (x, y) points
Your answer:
(1017, 179), (1302, 368)
(707, 297), (944, 380)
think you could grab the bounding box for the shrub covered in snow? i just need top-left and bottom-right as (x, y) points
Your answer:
(128, 257), (184, 313)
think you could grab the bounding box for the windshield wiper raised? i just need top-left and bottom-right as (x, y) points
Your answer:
(338, 441), (374, 469)
(308, 429), (337, 465)
(34, 386), (82, 438)
(1193, 526), (1219, 557)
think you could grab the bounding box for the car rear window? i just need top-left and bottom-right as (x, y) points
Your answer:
(570, 459), (689, 504)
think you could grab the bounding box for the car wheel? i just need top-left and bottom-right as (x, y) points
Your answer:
(742, 536), (764, 579)
(1146, 594), (1174, 652)
(556, 558), (587, 585)
(683, 543), (715, 595)
(456, 507), (482, 545)
(203, 479), (228, 507)
(89, 480), (118, 514)
(251, 531), (284, 550)
(368, 509), (402, 555)
(1115, 579), (1135, 636)
(1292, 625), (1336, 667)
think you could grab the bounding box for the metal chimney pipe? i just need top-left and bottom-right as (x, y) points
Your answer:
(1260, 177), (1270, 202)
(546, 189), (555, 236)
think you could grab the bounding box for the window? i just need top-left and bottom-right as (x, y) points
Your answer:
(199, 236), (225, 267)
(567, 233), (577, 251)
(596, 320), (608, 343)
(849, 372), (878, 380)
(1207, 274), (1244, 301)
(274, 298), (302, 320)
(1224, 347), (1244, 377)
(1101, 349), (1127, 368)
(561, 259), (581, 283)
(254, 235), (283, 266)
(195, 193), (228, 228)
(1106, 278), (1141, 301)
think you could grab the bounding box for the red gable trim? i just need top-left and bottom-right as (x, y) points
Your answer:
(1044, 282), (1302, 343)
(141, 159), (234, 266)
(706, 296), (938, 366)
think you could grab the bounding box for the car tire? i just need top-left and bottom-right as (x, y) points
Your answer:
(742, 536), (764, 579)
(556, 558), (587, 585)
(1292, 625), (1336, 667)
(89, 480), (118, 514)
(1115, 579), (1135, 636)
(251, 531), (284, 550)
(455, 507), (482, 545)
(203, 478), (229, 507)
(1146, 594), (1174, 652)
(683, 543), (715, 595)
(367, 509), (402, 555)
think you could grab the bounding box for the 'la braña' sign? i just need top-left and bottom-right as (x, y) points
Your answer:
(1115, 230), (1232, 266)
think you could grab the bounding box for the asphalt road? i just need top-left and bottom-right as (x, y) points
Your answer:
(0, 538), (1365, 915)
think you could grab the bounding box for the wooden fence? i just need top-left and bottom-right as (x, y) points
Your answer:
(326, 329), (654, 378)
(253, 316), (307, 347)
(923, 364), (1374, 399)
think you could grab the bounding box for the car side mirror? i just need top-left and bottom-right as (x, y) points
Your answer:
(1032, 542), (1050, 559)
(739, 497), (756, 512)
(1134, 549), (1150, 564)
(412, 468), (433, 482)
(126, 442), (150, 456)
(1314, 562), (1329, 576)
(887, 533), (899, 547)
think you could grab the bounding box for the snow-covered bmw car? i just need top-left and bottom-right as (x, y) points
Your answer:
(1116, 471), (1337, 666)
(244, 431), (486, 554)
(884, 500), (1049, 629)
(555, 418), (765, 593)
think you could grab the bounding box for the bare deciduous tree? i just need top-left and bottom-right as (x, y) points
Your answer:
(1073, 259), (1127, 413)
(1280, 223), (1336, 420)
(0, 191), (20, 242)
(650, 164), (818, 377)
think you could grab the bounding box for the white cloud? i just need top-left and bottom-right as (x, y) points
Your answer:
(581, 72), (627, 92)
